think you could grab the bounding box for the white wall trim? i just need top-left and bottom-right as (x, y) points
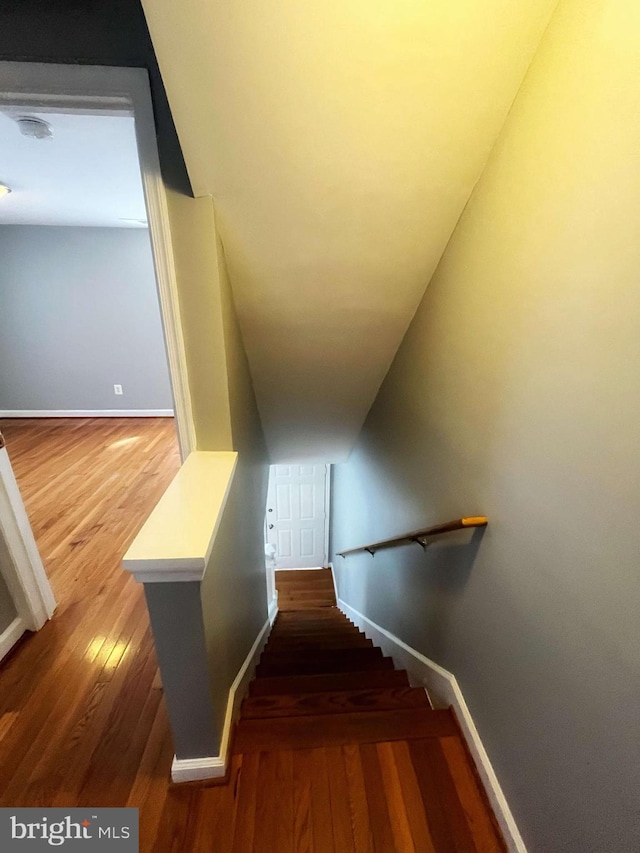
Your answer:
(268, 594), (278, 625)
(0, 448), (56, 631)
(0, 62), (196, 462)
(0, 410), (174, 419)
(338, 598), (527, 853)
(123, 451), (238, 584)
(327, 561), (339, 605)
(324, 463), (331, 565)
(0, 616), (27, 663)
(172, 603), (277, 783)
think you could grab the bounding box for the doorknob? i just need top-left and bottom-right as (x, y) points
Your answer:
(268, 523), (274, 529)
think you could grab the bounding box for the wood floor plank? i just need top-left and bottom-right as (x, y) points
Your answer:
(389, 740), (437, 853)
(254, 750), (295, 853)
(360, 742), (397, 853)
(232, 752), (260, 852)
(342, 744), (375, 853)
(327, 746), (356, 851)
(309, 747), (336, 853)
(292, 749), (315, 853)
(409, 738), (476, 853)
(439, 736), (506, 852)
(408, 738), (458, 853)
(377, 741), (418, 853)
(184, 754), (243, 852)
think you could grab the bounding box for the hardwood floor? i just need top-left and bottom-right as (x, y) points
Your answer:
(0, 419), (505, 851)
(0, 418), (180, 844)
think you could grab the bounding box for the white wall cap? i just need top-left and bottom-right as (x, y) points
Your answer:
(122, 450), (238, 583)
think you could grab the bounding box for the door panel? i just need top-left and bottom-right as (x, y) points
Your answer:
(266, 464), (328, 569)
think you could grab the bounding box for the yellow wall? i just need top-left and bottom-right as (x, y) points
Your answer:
(331, 0), (640, 849)
(165, 189), (233, 451)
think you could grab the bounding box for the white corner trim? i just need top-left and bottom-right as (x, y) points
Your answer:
(122, 451), (238, 583)
(323, 463), (331, 565)
(0, 410), (174, 418)
(268, 595), (278, 625)
(338, 598), (527, 853)
(327, 561), (339, 605)
(171, 754), (226, 784)
(171, 607), (276, 783)
(0, 448), (55, 630)
(0, 616), (27, 663)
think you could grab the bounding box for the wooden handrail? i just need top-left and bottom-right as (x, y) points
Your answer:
(337, 517), (488, 557)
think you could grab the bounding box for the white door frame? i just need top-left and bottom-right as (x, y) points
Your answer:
(0, 60), (196, 461)
(0, 442), (55, 643)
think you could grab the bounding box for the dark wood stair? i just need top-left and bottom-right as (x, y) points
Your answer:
(231, 568), (507, 851)
(241, 685), (430, 718)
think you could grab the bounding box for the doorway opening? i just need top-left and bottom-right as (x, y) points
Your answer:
(264, 463), (331, 606)
(0, 62), (192, 661)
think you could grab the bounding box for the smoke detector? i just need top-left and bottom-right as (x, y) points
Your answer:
(15, 116), (53, 140)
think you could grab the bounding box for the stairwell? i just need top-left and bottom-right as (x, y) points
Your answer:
(228, 568), (507, 851)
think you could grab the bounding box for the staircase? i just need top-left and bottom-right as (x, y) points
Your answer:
(231, 568), (506, 851)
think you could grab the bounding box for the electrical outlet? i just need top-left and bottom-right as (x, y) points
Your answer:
(114, 384), (123, 395)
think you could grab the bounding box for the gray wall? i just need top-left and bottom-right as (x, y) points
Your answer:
(331, 1), (640, 851)
(0, 226), (173, 412)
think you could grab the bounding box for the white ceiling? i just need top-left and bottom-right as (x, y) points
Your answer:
(0, 111), (147, 228)
(142, 0), (558, 462)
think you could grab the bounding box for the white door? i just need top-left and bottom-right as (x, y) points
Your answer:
(266, 464), (329, 569)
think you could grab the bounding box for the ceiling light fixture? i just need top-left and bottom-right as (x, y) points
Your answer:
(0, 184), (11, 199)
(15, 116), (53, 140)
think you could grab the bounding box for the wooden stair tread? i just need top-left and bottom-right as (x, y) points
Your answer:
(234, 707), (456, 752)
(249, 668), (411, 696)
(241, 686), (430, 719)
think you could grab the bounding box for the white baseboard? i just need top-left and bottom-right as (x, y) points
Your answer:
(268, 594), (278, 625)
(0, 616), (26, 663)
(171, 602), (278, 783)
(273, 565), (325, 571)
(170, 754), (225, 784)
(0, 410), (174, 418)
(338, 598), (527, 853)
(327, 561), (339, 606)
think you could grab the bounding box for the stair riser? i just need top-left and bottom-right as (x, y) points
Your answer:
(256, 657), (394, 677)
(241, 687), (430, 719)
(249, 669), (410, 696)
(266, 639), (372, 651)
(275, 610), (343, 619)
(275, 570), (332, 581)
(235, 708), (456, 752)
